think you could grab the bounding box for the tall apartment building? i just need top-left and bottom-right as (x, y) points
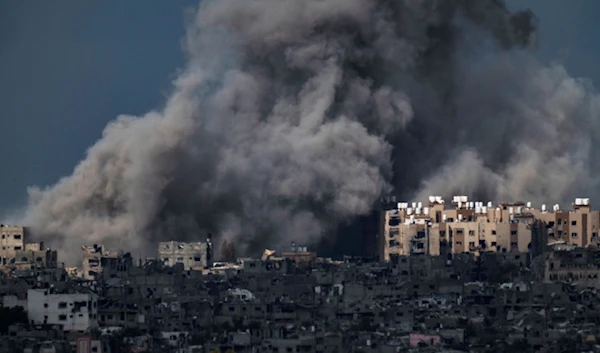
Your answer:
(379, 196), (600, 261)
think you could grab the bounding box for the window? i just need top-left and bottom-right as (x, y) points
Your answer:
(469, 230), (475, 236)
(13, 234), (21, 239)
(492, 230), (497, 235)
(572, 233), (578, 238)
(439, 231), (446, 237)
(511, 231), (517, 235)
(58, 315), (67, 321)
(44, 303), (48, 308)
(511, 242), (518, 247)
(558, 219), (562, 225)
(194, 256), (201, 262)
(14, 246), (21, 250)
(447, 218), (454, 222)
(456, 229), (464, 235)
(455, 241), (462, 246)
(58, 302), (67, 309)
(469, 242), (475, 247)
(572, 221), (577, 226)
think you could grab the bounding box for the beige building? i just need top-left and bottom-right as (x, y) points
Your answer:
(379, 196), (599, 261)
(0, 225), (26, 265)
(530, 198), (600, 247)
(158, 241), (212, 270)
(13, 242), (58, 270)
(82, 244), (119, 280)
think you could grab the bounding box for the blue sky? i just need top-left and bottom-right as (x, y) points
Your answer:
(0, 0), (599, 214)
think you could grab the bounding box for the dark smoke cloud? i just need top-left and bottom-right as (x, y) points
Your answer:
(15, 0), (600, 264)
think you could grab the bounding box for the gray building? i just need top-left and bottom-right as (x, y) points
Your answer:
(158, 241), (212, 270)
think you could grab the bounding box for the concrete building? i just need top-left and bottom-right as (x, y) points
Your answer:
(81, 245), (119, 280)
(281, 242), (317, 264)
(12, 242), (58, 271)
(530, 198), (600, 247)
(27, 289), (98, 332)
(158, 241), (212, 270)
(379, 196), (599, 261)
(545, 247), (600, 288)
(0, 225), (26, 265)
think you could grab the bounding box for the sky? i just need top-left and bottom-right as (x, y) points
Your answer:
(0, 0), (599, 215)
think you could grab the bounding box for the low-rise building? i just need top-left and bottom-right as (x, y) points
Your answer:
(158, 241), (212, 270)
(0, 225), (26, 265)
(27, 289), (99, 332)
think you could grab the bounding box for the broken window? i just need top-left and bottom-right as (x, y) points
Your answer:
(58, 302), (67, 309)
(58, 315), (67, 321)
(468, 230), (475, 236)
(572, 220), (577, 226)
(13, 234), (21, 240)
(572, 232), (578, 238)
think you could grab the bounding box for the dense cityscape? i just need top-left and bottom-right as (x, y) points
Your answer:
(2, 0), (599, 352)
(1, 196), (600, 352)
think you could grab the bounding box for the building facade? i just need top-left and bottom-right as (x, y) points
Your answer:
(379, 196), (600, 261)
(27, 289), (99, 332)
(0, 225), (25, 265)
(158, 241), (212, 270)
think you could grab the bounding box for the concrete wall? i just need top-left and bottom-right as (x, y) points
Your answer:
(159, 241), (211, 270)
(27, 289), (98, 332)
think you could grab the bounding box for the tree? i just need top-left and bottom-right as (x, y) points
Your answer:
(221, 240), (237, 262)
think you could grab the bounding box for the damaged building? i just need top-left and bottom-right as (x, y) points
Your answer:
(158, 241), (212, 270)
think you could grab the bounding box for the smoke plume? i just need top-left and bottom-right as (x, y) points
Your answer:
(17, 0), (600, 264)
